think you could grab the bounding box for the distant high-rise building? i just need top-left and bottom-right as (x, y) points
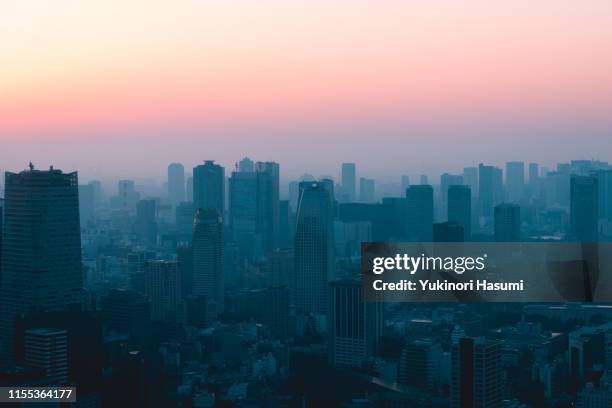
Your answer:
(440, 173), (463, 204)
(117, 180), (139, 213)
(448, 185), (471, 240)
(255, 161), (280, 252)
(279, 200), (293, 249)
(359, 177), (375, 203)
(494, 203), (521, 242)
(570, 175), (599, 241)
(88, 180), (103, 210)
(528, 163), (539, 186)
(451, 337), (503, 408)
(434, 222), (464, 242)
(267, 248), (294, 289)
(398, 339), (442, 391)
(420, 175), (429, 185)
(406, 185), (434, 242)
(463, 167), (478, 197)
(506, 161), (525, 203)
(24, 328), (69, 385)
(175, 201), (195, 236)
(294, 181), (334, 315)
(192, 209), (224, 317)
(136, 199), (157, 246)
(78, 183), (95, 226)
(167, 163), (185, 206)
(341, 163), (356, 202)
(238, 157), (255, 172)
(229, 170), (259, 258)
(144, 260), (181, 323)
(478, 164), (503, 218)
(193, 160), (224, 214)
(0, 166), (83, 362)
(328, 280), (383, 369)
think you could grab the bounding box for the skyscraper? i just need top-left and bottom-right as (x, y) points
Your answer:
(448, 185), (471, 240)
(451, 337), (503, 408)
(0, 166), (83, 362)
(570, 175), (599, 241)
(528, 162), (539, 186)
(294, 181), (334, 315)
(238, 157), (254, 172)
(117, 179), (139, 213)
(463, 167), (478, 197)
(506, 161), (525, 203)
(193, 160), (224, 214)
(341, 163), (356, 202)
(434, 222), (464, 242)
(328, 280), (383, 369)
(144, 260), (182, 323)
(406, 185), (434, 242)
(167, 163), (185, 206)
(229, 170), (259, 258)
(136, 199), (157, 246)
(494, 203), (521, 242)
(255, 161), (280, 252)
(78, 183), (95, 227)
(478, 164), (503, 218)
(192, 209), (224, 317)
(596, 170), (612, 221)
(440, 173), (464, 204)
(359, 177), (375, 203)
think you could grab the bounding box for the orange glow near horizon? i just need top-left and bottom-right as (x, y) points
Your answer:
(2, 1), (612, 137)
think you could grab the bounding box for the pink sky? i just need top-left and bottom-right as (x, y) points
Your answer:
(1, 1), (612, 178)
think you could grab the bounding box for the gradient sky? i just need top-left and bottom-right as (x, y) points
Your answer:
(1, 1), (612, 182)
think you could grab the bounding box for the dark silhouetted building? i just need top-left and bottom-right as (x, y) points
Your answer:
(506, 161), (525, 203)
(136, 199), (157, 246)
(341, 163), (356, 202)
(494, 203), (521, 242)
(570, 175), (599, 241)
(192, 209), (224, 318)
(434, 222), (464, 242)
(144, 260), (181, 323)
(479, 164), (503, 218)
(398, 339), (442, 391)
(193, 160), (224, 214)
(406, 185), (434, 242)
(359, 177), (375, 203)
(0, 166), (83, 362)
(448, 185), (471, 240)
(24, 328), (68, 385)
(294, 181), (334, 315)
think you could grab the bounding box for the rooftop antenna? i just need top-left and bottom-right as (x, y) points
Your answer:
(28, 161), (34, 171)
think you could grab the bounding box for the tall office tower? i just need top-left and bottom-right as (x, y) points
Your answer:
(570, 175), (599, 241)
(99, 289), (150, 348)
(255, 161), (280, 252)
(136, 199), (157, 246)
(167, 163), (185, 206)
(78, 184), (95, 226)
(494, 203), (521, 242)
(398, 339), (442, 391)
(177, 245), (193, 298)
(238, 157), (255, 172)
(506, 161), (525, 203)
(229, 170), (259, 258)
(478, 164), (503, 218)
(88, 180), (103, 209)
(341, 163), (356, 202)
(0, 166), (83, 362)
(294, 181), (334, 315)
(117, 179), (139, 213)
(24, 328), (69, 385)
(144, 260), (181, 323)
(279, 200), (293, 248)
(192, 209), (224, 317)
(420, 175), (429, 185)
(448, 185), (472, 240)
(193, 160), (224, 214)
(463, 167), (478, 197)
(596, 170), (612, 221)
(328, 280), (383, 369)
(528, 163), (539, 186)
(359, 177), (375, 203)
(185, 176), (193, 202)
(451, 337), (502, 408)
(434, 222), (464, 242)
(440, 173), (464, 204)
(401, 175), (411, 194)
(406, 185), (434, 242)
